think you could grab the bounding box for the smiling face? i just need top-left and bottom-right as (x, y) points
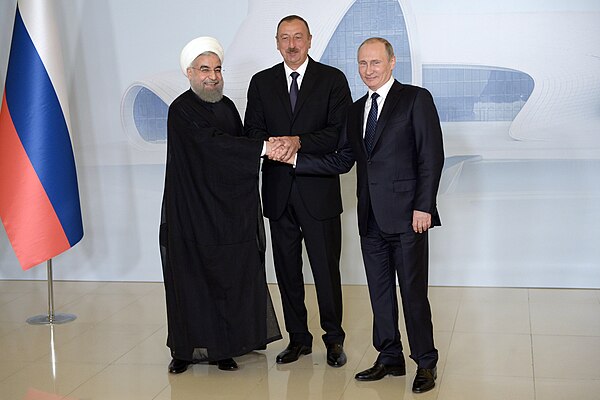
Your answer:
(276, 18), (312, 70)
(357, 40), (396, 92)
(186, 52), (224, 103)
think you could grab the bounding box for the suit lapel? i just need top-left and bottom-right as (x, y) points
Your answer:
(273, 63), (293, 120)
(290, 57), (317, 121)
(371, 80), (403, 151)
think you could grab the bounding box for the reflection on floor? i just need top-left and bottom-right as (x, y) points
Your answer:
(0, 280), (599, 399)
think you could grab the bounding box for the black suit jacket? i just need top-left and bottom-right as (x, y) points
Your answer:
(244, 57), (351, 220)
(297, 81), (444, 235)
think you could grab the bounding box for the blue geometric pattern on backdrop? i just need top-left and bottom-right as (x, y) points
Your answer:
(422, 65), (534, 121)
(320, 0), (412, 101)
(133, 87), (168, 143)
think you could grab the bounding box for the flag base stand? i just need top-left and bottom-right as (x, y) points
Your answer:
(26, 259), (77, 325)
(27, 313), (76, 325)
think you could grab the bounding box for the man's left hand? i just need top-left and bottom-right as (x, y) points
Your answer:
(412, 210), (432, 234)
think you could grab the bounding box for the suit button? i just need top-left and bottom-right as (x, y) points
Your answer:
(367, 160), (372, 165)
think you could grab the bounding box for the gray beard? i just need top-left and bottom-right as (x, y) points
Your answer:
(192, 85), (224, 103)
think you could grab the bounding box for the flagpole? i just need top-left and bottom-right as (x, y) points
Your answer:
(26, 258), (76, 325)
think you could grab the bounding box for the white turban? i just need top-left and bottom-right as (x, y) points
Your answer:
(179, 36), (224, 75)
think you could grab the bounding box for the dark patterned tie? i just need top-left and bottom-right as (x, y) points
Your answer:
(290, 71), (299, 112)
(364, 92), (380, 154)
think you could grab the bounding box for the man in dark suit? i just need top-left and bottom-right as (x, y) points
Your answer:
(286, 37), (444, 393)
(244, 15), (351, 367)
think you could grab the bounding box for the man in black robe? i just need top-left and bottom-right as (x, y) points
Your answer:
(159, 37), (281, 374)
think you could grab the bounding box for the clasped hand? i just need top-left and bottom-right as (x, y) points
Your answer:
(265, 136), (300, 164)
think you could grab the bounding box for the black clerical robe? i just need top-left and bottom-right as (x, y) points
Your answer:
(159, 89), (281, 362)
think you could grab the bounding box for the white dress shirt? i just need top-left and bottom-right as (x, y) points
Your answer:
(283, 58), (309, 92)
(362, 76), (395, 137)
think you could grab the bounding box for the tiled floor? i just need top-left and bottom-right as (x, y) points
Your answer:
(0, 280), (599, 399)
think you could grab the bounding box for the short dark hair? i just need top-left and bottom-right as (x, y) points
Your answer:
(276, 15), (311, 36)
(358, 37), (395, 60)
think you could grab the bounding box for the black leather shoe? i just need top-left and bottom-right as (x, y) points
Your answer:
(326, 343), (347, 367)
(412, 366), (437, 393)
(355, 362), (406, 381)
(216, 358), (238, 371)
(276, 343), (312, 364)
(168, 358), (191, 374)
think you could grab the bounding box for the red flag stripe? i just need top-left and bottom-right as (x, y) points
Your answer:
(0, 92), (71, 269)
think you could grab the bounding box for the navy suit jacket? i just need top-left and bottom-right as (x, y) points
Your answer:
(244, 57), (351, 220)
(296, 80), (444, 235)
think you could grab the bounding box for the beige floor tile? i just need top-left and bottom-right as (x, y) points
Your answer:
(234, 350), (279, 372)
(532, 335), (600, 379)
(38, 323), (162, 364)
(431, 299), (460, 332)
(432, 331), (452, 371)
(0, 322), (94, 362)
(437, 374), (534, 400)
(33, 321), (96, 347)
(535, 378), (600, 400)
(67, 363), (170, 400)
(461, 287), (529, 304)
(454, 302), (530, 334)
(51, 280), (108, 295)
(529, 288), (600, 304)
(0, 280), (46, 293)
(0, 292), (84, 323)
(58, 293), (140, 323)
(342, 284), (371, 299)
(88, 281), (159, 296)
(245, 367), (354, 400)
(530, 302), (600, 336)
(250, 339), (290, 368)
(168, 363), (269, 399)
(145, 282), (167, 296)
(0, 360), (30, 382)
(11, 321), (97, 363)
(354, 345), (384, 372)
(341, 373), (439, 400)
(0, 291), (24, 305)
(340, 297), (374, 331)
(0, 362), (106, 399)
(445, 332), (533, 377)
(154, 385), (247, 400)
(100, 293), (167, 325)
(114, 326), (171, 366)
(267, 283), (281, 296)
(0, 321), (22, 338)
(429, 286), (463, 303)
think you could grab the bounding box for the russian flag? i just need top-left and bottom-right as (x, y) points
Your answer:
(0, 0), (83, 270)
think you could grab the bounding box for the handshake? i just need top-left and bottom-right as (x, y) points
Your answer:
(264, 136), (300, 165)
